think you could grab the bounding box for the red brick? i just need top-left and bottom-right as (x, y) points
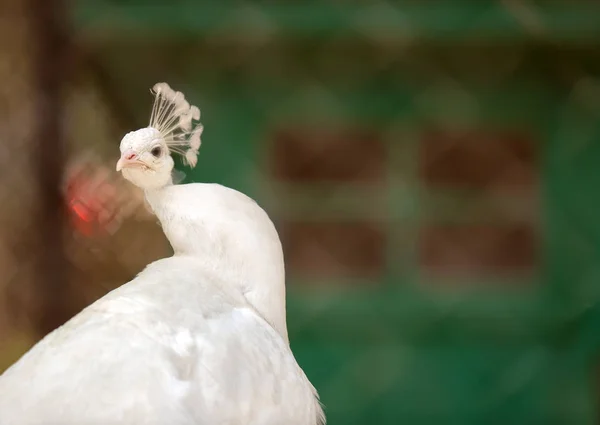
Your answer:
(419, 223), (537, 277)
(420, 130), (538, 193)
(279, 221), (386, 278)
(270, 128), (386, 183)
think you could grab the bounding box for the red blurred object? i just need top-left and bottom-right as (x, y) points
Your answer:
(70, 201), (92, 223)
(64, 158), (125, 237)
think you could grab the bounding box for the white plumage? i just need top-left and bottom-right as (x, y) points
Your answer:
(0, 84), (324, 425)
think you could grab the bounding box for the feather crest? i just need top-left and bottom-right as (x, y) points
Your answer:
(189, 126), (203, 151)
(148, 82), (203, 168)
(185, 149), (198, 167)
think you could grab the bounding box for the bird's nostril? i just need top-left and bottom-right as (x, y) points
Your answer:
(125, 153), (136, 160)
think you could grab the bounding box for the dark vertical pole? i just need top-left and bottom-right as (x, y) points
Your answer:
(29, 0), (71, 336)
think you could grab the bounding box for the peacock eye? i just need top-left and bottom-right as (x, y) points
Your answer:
(150, 146), (162, 157)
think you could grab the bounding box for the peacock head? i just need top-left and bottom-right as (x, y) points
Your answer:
(116, 82), (203, 190)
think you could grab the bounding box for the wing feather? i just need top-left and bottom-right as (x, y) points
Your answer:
(0, 257), (322, 425)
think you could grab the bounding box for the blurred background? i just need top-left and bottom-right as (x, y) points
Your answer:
(2, 0), (600, 424)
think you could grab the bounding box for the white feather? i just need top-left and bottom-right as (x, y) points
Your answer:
(153, 82), (173, 97)
(189, 126), (203, 151)
(190, 105), (200, 121)
(147, 83), (204, 169)
(185, 149), (198, 168)
(0, 183), (325, 425)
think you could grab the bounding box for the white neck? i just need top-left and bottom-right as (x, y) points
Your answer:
(143, 183), (289, 343)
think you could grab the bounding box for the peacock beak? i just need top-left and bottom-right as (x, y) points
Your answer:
(116, 151), (147, 171)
